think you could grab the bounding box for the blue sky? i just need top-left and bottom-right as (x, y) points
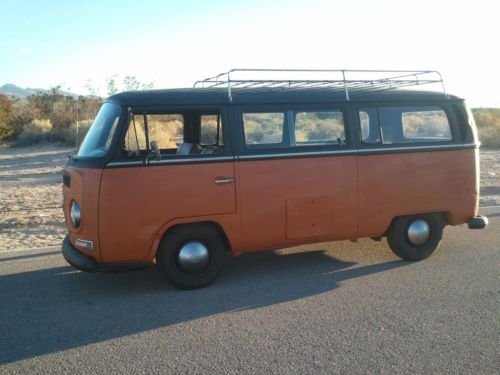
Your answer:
(0, 0), (498, 106)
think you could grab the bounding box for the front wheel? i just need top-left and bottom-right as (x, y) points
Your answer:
(386, 214), (443, 261)
(156, 224), (226, 289)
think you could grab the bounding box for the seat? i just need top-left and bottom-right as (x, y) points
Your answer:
(176, 143), (202, 155)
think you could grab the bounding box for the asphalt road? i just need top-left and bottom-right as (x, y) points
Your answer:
(0, 207), (499, 374)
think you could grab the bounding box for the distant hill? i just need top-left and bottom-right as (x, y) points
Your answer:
(0, 83), (77, 98)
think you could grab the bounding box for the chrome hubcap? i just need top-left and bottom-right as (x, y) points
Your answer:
(407, 219), (431, 246)
(177, 241), (210, 273)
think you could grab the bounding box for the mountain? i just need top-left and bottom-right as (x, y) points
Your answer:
(0, 83), (78, 98)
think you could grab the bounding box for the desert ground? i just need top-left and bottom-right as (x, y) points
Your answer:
(0, 145), (499, 251)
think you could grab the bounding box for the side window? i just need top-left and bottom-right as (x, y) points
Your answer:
(359, 106), (452, 145)
(148, 114), (184, 149)
(201, 114), (223, 146)
(402, 108), (452, 141)
(122, 111), (227, 159)
(359, 108), (381, 144)
(294, 110), (345, 145)
(243, 112), (285, 147)
(123, 114), (184, 156)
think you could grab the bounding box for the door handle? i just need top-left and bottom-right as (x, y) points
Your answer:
(213, 178), (235, 185)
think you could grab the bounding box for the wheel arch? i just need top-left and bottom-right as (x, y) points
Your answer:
(383, 210), (450, 236)
(148, 217), (234, 260)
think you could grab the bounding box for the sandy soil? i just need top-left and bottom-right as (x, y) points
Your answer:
(0, 145), (499, 251)
(478, 149), (500, 206)
(0, 146), (72, 250)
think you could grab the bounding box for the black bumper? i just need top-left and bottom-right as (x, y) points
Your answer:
(62, 236), (149, 272)
(467, 215), (488, 229)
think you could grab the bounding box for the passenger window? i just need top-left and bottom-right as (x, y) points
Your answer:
(201, 114), (223, 146)
(243, 112), (285, 146)
(294, 111), (345, 145)
(378, 107), (451, 144)
(148, 114), (184, 150)
(359, 106), (452, 145)
(402, 108), (452, 141)
(359, 108), (381, 144)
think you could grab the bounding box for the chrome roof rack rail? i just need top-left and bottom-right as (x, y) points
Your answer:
(193, 69), (447, 103)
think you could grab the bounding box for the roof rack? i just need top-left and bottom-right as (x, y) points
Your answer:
(193, 69), (447, 103)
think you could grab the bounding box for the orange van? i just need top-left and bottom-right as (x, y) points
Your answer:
(62, 69), (488, 289)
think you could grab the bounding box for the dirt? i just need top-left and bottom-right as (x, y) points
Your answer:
(0, 145), (499, 251)
(479, 149), (500, 206)
(0, 146), (72, 250)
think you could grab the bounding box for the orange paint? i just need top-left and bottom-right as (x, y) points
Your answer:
(63, 168), (102, 261)
(63, 147), (479, 264)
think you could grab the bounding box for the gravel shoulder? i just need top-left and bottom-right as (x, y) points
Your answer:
(0, 145), (499, 251)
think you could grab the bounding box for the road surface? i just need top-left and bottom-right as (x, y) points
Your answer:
(0, 207), (499, 373)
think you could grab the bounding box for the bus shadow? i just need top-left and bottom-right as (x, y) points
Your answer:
(0, 249), (409, 364)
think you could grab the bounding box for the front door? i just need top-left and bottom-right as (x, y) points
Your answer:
(99, 109), (236, 262)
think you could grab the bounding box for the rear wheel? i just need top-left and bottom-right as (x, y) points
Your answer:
(156, 224), (226, 289)
(386, 214), (443, 261)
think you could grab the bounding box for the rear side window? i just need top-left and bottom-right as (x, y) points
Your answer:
(402, 109), (451, 140)
(360, 106), (452, 144)
(243, 112), (285, 146)
(294, 111), (345, 145)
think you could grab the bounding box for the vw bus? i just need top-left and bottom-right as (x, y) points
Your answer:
(62, 69), (488, 289)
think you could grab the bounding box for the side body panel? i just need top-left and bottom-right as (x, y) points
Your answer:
(357, 148), (478, 237)
(234, 155), (358, 252)
(99, 162), (238, 263)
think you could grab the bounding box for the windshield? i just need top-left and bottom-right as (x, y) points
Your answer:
(77, 103), (121, 157)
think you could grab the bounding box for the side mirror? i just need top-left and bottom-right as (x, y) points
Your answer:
(149, 141), (161, 161)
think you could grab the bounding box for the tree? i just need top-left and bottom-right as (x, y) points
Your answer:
(0, 94), (15, 140)
(123, 75), (141, 91)
(106, 75), (118, 96)
(104, 75), (156, 95)
(84, 79), (100, 97)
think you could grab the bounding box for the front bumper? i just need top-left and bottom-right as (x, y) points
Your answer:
(467, 215), (488, 229)
(62, 236), (98, 272)
(62, 236), (150, 272)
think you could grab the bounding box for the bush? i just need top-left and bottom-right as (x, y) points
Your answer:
(15, 119), (53, 145)
(65, 120), (93, 146)
(50, 99), (75, 131)
(0, 94), (15, 140)
(473, 108), (500, 148)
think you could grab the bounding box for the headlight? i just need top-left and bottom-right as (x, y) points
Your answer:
(70, 201), (81, 229)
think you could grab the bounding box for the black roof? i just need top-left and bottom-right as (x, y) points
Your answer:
(108, 87), (463, 107)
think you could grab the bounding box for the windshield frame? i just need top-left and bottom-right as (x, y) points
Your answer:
(76, 102), (124, 159)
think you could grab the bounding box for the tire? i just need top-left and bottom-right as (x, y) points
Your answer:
(386, 214), (443, 261)
(156, 224), (226, 289)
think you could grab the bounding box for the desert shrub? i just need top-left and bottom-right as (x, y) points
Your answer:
(473, 108), (500, 148)
(65, 120), (93, 146)
(0, 94), (15, 140)
(10, 101), (34, 138)
(15, 119), (53, 145)
(50, 99), (75, 131)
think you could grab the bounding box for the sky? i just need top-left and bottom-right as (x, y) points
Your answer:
(0, 0), (498, 107)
